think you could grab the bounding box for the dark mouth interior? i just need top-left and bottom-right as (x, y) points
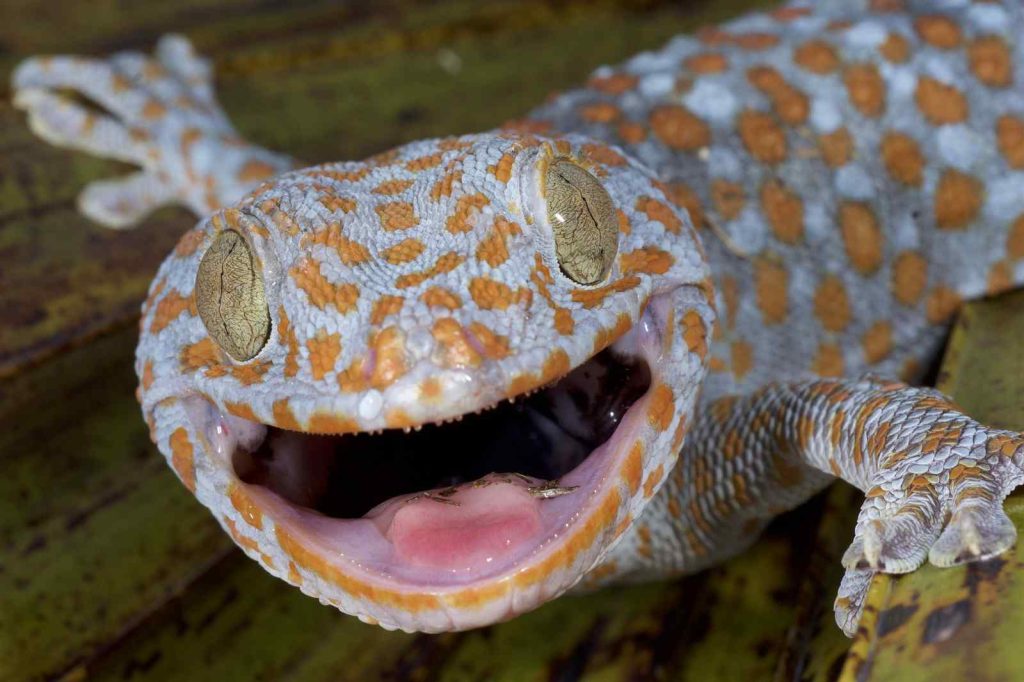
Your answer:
(233, 348), (651, 518)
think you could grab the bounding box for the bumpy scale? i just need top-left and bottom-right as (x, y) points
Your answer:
(11, 0), (1024, 635)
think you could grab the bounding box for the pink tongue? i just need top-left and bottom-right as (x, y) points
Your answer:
(384, 482), (542, 572)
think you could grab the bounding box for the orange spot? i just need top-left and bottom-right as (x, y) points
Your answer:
(174, 229), (207, 257)
(934, 170), (983, 230)
(588, 73), (638, 95)
(892, 251), (928, 306)
(879, 33), (910, 62)
(747, 65), (808, 124)
(142, 100), (166, 119)
(467, 322), (510, 360)
(421, 287), (462, 310)
(181, 337), (221, 372)
(271, 399), (302, 431)
(238, 159), (277, 183)
(306, 223), (371, 265)
(916, 77), (968, 125)
(319, 194), (358, 214)
(553, 309), (575, 336)
(818, 127), (852, 168)
(862, 321), (893, 364)
(1008, 214), (1024, 259)
(738, 110), (787, 164)
(711, 180), (745, 220)
(381, 238), (425, 265)
(140, 359), (155, 392)
(475, 216), (521, 268)
(446, 193), (490, 234)
(754, 256), (788, 325)
(169, 428), (196, 492)
(308, 413), (359, 435)
(290, 259), (360, 313)
(620, 247), (675, 275)
(150, 290), (192, 334)
(582, 143), (627, 167)
(229, 484), (264, 530)
(997, 115), (1024, 168)
(969, 36), (1013, 88)
(844, 64), (885, 117)
(681, 309), (708, 359)
(839, 202), (883, 274)
(468, 276), (518, 310)
(430, 169), (463, 201)
(987, 260), (1013, 295)
(433, 318), (482, 368)
(372, 179), (414, 196)
(319, 167), (370, 184)
(925, 286), (961, 324)
(686, 53), (729, 74)
(761, 179), (804, 243)
(489, 152), (516, 183)
(635, 196), (682, 234)
(648, 184), (700, 231)
(616, 209), (632, 235)
(731, 340), (753, 379)
(370, 327), (407, 390)
(578, 103), (620, 123)
(405, 153), (444, 171)
(375, 201), (419, 231)
(570, 276), (642, 309)
(813, 275), (851, 332)
(880, 131), (923, 186)
(649, 105), (711, 152)
(306, 332), (341, 381)
(617, 122), (646, 144)
(812, 343), (844, 377)
(914, 15), (961, 48)
(395, 252), (466, 289)
(794, 40), (839, 74)
(370, 295), (404, 325)
(624, 441), (645, 494)
(278, 306), (300, 378)
(647, 385), (675, 432)
(420, 377), (444, 403)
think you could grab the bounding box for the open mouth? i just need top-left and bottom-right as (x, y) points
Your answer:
(179, 294), (677, 628)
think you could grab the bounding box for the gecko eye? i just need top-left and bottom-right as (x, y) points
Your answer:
(195, 229), (271, 362)
(544, 159), (619, 285)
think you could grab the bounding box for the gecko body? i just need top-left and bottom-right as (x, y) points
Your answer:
(11, 0), (1024, 635)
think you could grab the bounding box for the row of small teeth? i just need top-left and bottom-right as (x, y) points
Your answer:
(406, 472), (579, 507)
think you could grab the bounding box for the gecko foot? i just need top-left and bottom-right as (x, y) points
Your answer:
(834, 408), (1024, 636)
(12, 35), (291, 226)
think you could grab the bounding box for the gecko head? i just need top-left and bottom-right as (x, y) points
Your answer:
(136, 131), (715, 632)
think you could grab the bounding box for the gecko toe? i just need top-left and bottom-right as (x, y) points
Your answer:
(929, 503), (1017, 567)
(834, 568), (875, 638)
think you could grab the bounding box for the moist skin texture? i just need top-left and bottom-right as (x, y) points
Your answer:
(12, 0), (1024, 636)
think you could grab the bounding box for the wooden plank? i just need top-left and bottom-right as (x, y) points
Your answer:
(839, 289), (1024, 680)
(0, 327), (235, 682)
(0, 0), (771, 378)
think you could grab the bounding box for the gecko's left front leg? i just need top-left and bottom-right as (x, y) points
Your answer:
(12, 35), (294, 227)
(596, 378), (1024, 637)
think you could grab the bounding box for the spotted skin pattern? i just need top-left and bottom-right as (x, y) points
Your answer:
(11, 1), (1024, 635)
